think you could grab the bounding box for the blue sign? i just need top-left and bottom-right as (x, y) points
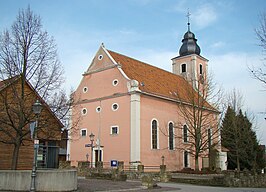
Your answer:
(111, 160), (118, 167)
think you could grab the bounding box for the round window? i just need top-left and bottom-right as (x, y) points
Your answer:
(112, 103), (119, 111)
(83, 87), (88, 93)
(98, 55), (103, 60)
(112, 79), (119, 86)
(82, 108), (87, 115)
(96, 106), (101, 113)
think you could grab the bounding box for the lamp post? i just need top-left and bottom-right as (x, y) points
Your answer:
(30, 100), (42, 192)
(89, 132), (95, 168)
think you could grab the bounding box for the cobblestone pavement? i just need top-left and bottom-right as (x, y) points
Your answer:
(77, 178), (176, 192)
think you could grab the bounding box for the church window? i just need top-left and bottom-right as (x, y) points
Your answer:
(169, 122), (174, 150)
(112, 79), (119, 86)
(80, 129), (87, 137)
(184, 151), (189, 167)
(181, 63), (186, 73)
(98, 54), (103, 60)
(96, 106), (101, 113)
(112, 103), (119, 111)
(208, 128), (212, 149)
(83, 87), (88, 93)
(81, 108), (87, 115)
(183, 124), (188, 143)
(199, 64), (203, 75)
(151, 119), (158, 149)
(110, 126), (119, 135)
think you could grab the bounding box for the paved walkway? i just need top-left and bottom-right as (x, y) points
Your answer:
(77, 178), (175, 191)
(77, 178), (266, 192)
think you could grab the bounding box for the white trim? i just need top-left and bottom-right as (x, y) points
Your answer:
(110, 125), (119, 135)
(183, 150), (190, 168)
(180, 63), (187, 73)
(96, 106), (101, 113)
(199, 63), (203, 75)
(81, 108), (87, 115)
(98, 54), (103, 60)
(112, 103), (119, 111)
(112, 79), (119, 86)
(151, 118), (159, 150)
(93, 147), (104, 165)
(102, 44), (131, 81)
(101, 44), (118, 65)
(130, 93), (140, 162)
(208, 128), (212, 146)
(83, 87), (88, 93)
(80, 128), (87, 137)
(118, 66), (131, 81)
(66, 108), (72, 160)
(168, 121), (175, 150)
(183, 124), (189, 143)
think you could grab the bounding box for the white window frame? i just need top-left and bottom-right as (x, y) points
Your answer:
(81, 108), (87, 115)
(83, 87), (88, 93)
(183, 150), (190, 168)
(199, 63), (203, 75)
(96, 106), (101, 113)
(168, 121), (175, 150)
(80, 128), (87, 137)
(181, 63), (187, 73)
(208, 128), (212, 146)
(98, 54), (103, 60)
(112, 103), (119, 111)
(183, 124), (189, 143)
(112, 79), (119, 86)
(151, 118), (159, 149)
(110, 125), (119, 135)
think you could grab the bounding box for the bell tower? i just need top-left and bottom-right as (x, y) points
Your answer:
(172, 12), (209, 90)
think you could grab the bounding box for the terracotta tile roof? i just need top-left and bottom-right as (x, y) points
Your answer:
(108, 50), (203, 105)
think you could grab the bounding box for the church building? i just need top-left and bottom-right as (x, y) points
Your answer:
(69, 22), (224, 171)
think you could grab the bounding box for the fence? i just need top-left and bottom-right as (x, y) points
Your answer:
(76, 161), (163, 174)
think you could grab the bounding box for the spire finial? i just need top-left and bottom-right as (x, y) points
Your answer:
(186, 9), (191, 31)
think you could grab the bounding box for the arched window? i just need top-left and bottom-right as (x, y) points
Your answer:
(181, 63), (186, 73)
(208, 128), (212, 149)
(184, 151), (189, 168)
(169, 122), (174, 150)
(183, 124), (188, 143)
(151, 120), (158, 149)
(199, 64), (203, 75)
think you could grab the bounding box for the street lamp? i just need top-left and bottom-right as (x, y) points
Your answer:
(89, 132), (95, 168)
(30, 100), (42, 192)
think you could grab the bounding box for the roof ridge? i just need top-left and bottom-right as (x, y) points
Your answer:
(107, 49), (179, 78)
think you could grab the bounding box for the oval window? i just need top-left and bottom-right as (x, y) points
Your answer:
(83, 87), (88, 93)
(112, 103), (119, 111)
(98, 55), (103, 60)
(112, 79), (119, 86)
(96, 106), (101, 113)
(81, 108), (87, 115)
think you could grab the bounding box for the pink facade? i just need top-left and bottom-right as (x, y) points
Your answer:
(69, 28), (221, 171)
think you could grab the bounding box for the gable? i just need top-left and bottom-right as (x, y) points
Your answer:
(0, 76), (64, 136)
(86, 44), (118, 74)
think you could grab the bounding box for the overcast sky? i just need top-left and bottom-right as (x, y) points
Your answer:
(1, 0), (266, 144)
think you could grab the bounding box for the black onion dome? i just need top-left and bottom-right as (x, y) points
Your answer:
(179, 30), (201, 56)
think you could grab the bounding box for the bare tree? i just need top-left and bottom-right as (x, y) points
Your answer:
(161, 72), (222, 171)
(250, 11), (266, 87)
(0, 7), (69, 169)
